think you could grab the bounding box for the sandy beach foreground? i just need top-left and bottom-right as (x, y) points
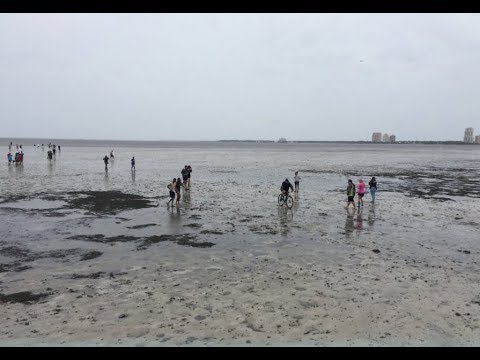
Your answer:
(0, 188), (479, 346)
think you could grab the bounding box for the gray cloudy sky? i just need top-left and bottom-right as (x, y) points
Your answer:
(1, 13), (479, 141)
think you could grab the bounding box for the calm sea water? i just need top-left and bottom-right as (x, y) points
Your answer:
(2, 140), (479, 200)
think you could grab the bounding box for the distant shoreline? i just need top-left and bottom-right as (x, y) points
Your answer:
(1, 138), (478, 146)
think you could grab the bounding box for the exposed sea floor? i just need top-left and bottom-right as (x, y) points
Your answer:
(0, 142), (479, 346)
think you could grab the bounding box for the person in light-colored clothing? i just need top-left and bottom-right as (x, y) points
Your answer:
(294, 171), (301, 192)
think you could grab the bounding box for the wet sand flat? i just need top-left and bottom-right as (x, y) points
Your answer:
(0, 142), (479, 346)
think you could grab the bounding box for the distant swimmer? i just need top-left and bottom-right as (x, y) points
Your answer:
(167, 178), (176, 207)
(357, 179), (365, 208)
(131, 156), (135, 171)
(103, 155), (109, 170)
(369, 177), (377, 204)
(346, 179), (356, 209)
(294, 171), (301, 193)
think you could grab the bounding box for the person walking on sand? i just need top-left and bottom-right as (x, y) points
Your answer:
(346, 179), (356, 209)
(131, 156), (135, 171)
(369, 177), (377, 204)
(357, 179), (365, 207)
(294, 171), (301, 193)
(167, 178), (176, 207)
(175, 177), (182, 206)
(103, 155), (109, 170)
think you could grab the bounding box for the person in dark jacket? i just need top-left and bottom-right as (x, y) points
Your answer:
(281, 179), (294, 195)
(369, 177), (377, 203)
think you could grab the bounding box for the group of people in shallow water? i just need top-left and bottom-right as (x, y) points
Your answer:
(167, 165), (193, 207)
(7, 142), (62, 165)
(7, 143), (24, 165)
(346, 177), (377, 208)
(280, 171), (378, 208)
(47, 143), (60, 160)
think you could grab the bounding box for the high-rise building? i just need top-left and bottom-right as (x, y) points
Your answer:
(475, 135), (480, 144)
(389, 135), (396, 143)
(464, 128), (474, 143)
(372, 132), (382, 143)
(382, 133), (390, 143)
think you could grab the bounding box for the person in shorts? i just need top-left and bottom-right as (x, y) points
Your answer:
(175, 177), (182, 206)
(167, 178), (176, 207)
(346, 179), (356, 209)
(357, 179), (365, 207)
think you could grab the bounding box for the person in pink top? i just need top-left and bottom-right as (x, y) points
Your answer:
(357, 179), (365, 207)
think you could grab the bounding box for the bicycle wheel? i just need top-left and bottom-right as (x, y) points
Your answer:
(278, 194), (284, 206)
(286, 195), (294, 209)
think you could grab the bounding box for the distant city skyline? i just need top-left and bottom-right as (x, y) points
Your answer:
(1, 14), (480, 141)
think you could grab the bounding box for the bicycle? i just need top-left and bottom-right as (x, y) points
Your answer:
(278, 192), (294, 209)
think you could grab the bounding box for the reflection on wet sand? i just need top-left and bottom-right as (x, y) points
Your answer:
(131, 170), (136, 184)
(167, 205), (182, 234)
(344, 208), (355, 238)
(182, 190), (191, 210)
(103, 170), (109, 187)
(278, 206), (293, 236)
(355, 208), (364, 232)
(367, 205), (376, 229)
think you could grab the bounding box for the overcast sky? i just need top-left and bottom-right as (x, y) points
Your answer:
(1, 13), (479, 141)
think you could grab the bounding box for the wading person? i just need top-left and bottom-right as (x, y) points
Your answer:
(369, 177), (377, 203)
(346, 179), (356, 209)
(181, 165), (188, 190)
(167, 178), (176, 207)
(103, 155), (109, 170)
(294, 171), (301, 192)
(175, 177), (182, 206)
(357, 179), (365, 207)
(131, 156), (135, 171)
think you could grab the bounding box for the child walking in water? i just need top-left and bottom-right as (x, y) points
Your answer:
(346, 179), (356, 209)
(357, 179), (365, 207)
(294, 171), (301, 192)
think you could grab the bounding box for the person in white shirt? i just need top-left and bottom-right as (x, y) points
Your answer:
(294, 171), (301, 193)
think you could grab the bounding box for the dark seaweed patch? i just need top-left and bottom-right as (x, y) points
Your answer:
(71, 272), (105, 279)
(68, 234), (139, 243)
(136, 234), (214, 250)
(64, 191), (156, 214)
(184, 223), (202, 228)
(126, 223), (157, 229)
(0, 291), (51, 304)
(80, 251), (103, 261)
(200, 230), (224, 235)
